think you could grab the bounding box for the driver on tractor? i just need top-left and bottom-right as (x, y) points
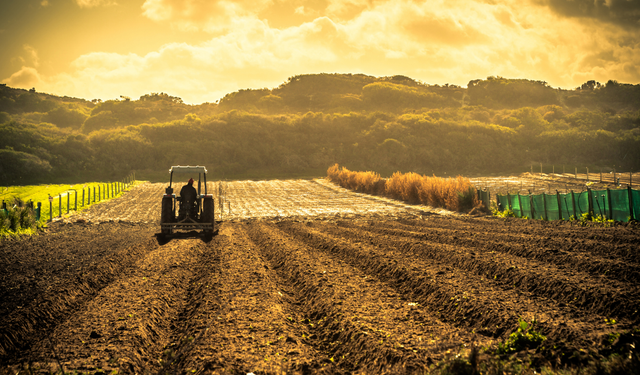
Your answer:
(178, 178), (198, 220)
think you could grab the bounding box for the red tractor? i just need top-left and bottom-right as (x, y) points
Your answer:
(160, 166), (215, 236)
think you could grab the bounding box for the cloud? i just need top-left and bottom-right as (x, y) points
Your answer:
(75, 0), (116, 8)
(536, 0), (640, 27)
(1, 67), (42, 88)
(4, 0), (638, 104)
(142, 0), (273, 32)
(23, 45), (39, 68)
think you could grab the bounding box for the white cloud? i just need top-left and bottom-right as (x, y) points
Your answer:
(1, 67), (42, 88)
(142, 0), (273, 32)
(23, 45), (39, 68)
(75, 0), (116, 8)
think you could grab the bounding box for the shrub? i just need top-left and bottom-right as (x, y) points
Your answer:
(327, 164), (478, 211)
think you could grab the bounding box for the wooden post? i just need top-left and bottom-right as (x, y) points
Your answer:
(629, 185), (635, 221)
(613, 168), (616, 185)
(82, 189), (85, 207)
(530, 194), (535, 219)
(517, 193), (523, 218)
(587, 187), (594, 218)
(607, 188), (613, 220)
(557, 192), (563, 220)
(542, 193), (548, 220)
(98, 185), (101, 201)
(58, 195), (62, 218)
(67, 192), (70, 214)
(49, 200), (52, 222)
(74, 191), (77, 211)
(571, 190), (577, 219)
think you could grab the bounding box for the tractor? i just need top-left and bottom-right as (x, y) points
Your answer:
(160, 166), (215, 236)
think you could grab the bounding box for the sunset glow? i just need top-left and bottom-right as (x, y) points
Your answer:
(1, 0), (639, 104)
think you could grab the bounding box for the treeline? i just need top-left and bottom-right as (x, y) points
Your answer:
(1, 74), (639, 184)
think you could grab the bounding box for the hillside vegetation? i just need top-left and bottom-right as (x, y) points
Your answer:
(1, 74), (639, 184)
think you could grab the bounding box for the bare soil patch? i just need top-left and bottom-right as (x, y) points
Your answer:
(1, 179), (638, 373)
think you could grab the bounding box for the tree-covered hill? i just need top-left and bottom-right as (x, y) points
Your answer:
(1, 74), (639, 184)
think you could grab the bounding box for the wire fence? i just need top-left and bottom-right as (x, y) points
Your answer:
(0, 173), (136, 223)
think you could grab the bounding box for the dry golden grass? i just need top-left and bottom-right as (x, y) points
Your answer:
(327, 164), (477, 212)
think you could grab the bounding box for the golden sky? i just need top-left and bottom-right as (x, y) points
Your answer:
(1, 0), (639, 104)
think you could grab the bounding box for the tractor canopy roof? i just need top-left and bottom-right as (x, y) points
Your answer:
(169, 165), (208, 174)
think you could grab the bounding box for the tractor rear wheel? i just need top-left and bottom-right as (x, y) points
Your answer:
(161, 196), (173, 234)
(203, 197), (215, 233)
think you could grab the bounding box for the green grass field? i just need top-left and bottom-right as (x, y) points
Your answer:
(1, 181), (138, 223)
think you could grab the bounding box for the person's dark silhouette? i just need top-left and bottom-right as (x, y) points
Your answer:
(179, 178), (198, 219)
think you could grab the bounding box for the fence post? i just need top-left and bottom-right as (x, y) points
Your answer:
(586, 167), (589, 182)
(74, 191), (77, 211)
(607, 188), (613, 220)
(613, 168), (616, 186)
(517, 193), (523, 218)
(67, 192), (70, 214)
(58, 194), (62, 218)
(557, 192), (563, 220)
(571, 190), (577, 219)
(82, 189), (85, 207)
(542, 193), (548, 220)
(587, 187), (594, 218)
(530, 194), (535, 219)
(629, 185), (635, 221)
(507, 193), (511, 211)
(49, 200), (52, 222)
(36, 202), (41, 221)
(98, 185), (101, 201)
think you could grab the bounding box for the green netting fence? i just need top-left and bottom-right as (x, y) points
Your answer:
(486, 187), (639, 222)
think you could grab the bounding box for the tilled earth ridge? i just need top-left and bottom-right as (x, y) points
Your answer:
(1, 179), (639, 373)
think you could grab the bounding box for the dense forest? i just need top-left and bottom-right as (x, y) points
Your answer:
(1, 74), (639, 184)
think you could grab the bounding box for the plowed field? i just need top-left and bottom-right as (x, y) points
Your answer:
(1, 179), (638, 374)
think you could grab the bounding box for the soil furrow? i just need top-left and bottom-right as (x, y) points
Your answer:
(393, 217), (640, 264)
(170, 223), (330, 374)
(343, 219), (640, 284)
(0, 223), (157, 361)
(277, 221), (617, 349)
(245, 221), (453, 373)
(251, 221), (494, 369)
(325, 220), (639, 322)
(6, 238), (206, 373)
